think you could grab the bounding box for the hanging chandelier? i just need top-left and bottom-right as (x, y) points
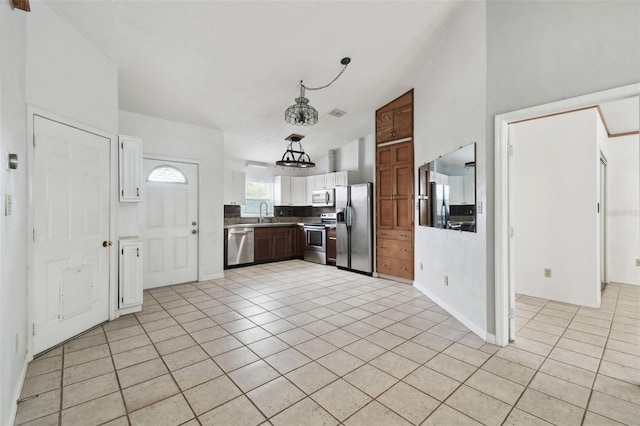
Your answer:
(276, 134), (316, 168)
(284, 57), (351, 126)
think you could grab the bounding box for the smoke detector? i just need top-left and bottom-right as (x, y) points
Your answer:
(328, 109), (347, 118)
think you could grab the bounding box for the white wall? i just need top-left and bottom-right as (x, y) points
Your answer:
(413, 1), (489, 339)
(511, 109), (601, 307)
(0, 4), (28, 425)
(119, 111), (225, 281)
(485, 0), (640, 333)
(334, 134), (375, 184)
(603, 134), (640, 285)
(26, 1), (118, 133)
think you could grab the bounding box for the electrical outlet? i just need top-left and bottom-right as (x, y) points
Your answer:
(419, 263), (423, 271)
(444, 275), (449, 286)
(544, 268), (552, 278)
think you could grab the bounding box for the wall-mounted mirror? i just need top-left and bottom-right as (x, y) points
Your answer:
(418, 143), (476, 232)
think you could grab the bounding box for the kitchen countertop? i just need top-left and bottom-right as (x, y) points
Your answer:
(225, 222), (305, 229)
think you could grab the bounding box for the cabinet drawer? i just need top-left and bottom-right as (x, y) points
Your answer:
(376, 256), (413, 280)
(376, 229), (412, 241)
(377, 238), (412, 260)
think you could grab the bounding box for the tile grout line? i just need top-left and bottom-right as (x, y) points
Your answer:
(579, 284), (622, 425)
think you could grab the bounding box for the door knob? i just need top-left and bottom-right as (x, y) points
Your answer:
(192, 221), (197, 226)
(102, 241), (112, 247)
(192, 230), (197, 234)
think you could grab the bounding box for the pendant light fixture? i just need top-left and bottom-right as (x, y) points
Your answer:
(284, 57), (351, 126)
(276, 134), (316, 168)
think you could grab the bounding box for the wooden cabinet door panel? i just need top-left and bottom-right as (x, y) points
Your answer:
(394, 142), (413, 164)
(377, 145), (392, 166)
(272, 233), (289, 260)
(376, 109), (395, 143)
(393, 104), (413, 140)
(394, 165), (413, 197)
(254, 234), (272, 263)
(395, 197), (413, 230)
(377, 166), (394, 198)
(377, 199), (394, 229)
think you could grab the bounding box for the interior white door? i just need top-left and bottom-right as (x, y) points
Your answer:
(33, 116), (111, 354)
(143, 159), (198, 288)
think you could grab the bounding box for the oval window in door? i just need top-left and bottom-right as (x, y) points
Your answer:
(147, 165), (188, 184)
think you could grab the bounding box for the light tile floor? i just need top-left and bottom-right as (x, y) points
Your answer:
(15, 260), (640, 425)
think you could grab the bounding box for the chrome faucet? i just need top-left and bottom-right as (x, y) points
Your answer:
(259, 201), (268, 223)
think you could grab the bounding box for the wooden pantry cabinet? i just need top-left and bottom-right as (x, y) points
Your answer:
(375, 90), (414, 280)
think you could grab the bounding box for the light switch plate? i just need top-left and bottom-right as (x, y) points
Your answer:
(477, 201), (483, 214)
(4, 194), (11, 216)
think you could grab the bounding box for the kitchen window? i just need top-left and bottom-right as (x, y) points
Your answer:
(241, 179), (273, 217)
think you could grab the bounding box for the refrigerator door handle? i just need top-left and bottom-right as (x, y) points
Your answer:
(346, 206), (353, 227)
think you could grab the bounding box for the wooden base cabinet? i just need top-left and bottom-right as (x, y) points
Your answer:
(254, 226), (303, 264)
(326, 227), (337, 266)
(376, 229), (413, 279)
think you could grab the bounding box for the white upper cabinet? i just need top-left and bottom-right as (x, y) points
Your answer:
(223, 170), (246, 205)
(324, 173), (336, 189)
(274, 176), (291, 206)
(274, 176), (307, 206)
(306, 176), (314, 205)
(290, 177), (307, 205)
(312, 172), (355, 189)
(448, 176), (464, 205)
(119, 135), (143, 202)
(334, 171), (354, 187)
(313, 174), (326, 190)
(449, 175), (475, 205)
(463, 174), (475, 204)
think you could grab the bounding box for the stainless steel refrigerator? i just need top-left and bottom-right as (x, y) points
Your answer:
(336, 183), (373, 275)
(430, 182), (450, 229)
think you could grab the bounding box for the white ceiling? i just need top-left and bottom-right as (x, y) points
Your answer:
(44, 0), (462, 164)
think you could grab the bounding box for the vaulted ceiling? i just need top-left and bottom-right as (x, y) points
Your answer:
(44, 1), (462, 164)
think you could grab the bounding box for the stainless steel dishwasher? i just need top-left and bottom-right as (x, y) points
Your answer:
(227, 228), (254, 266)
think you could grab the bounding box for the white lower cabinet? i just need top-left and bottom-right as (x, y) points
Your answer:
(119, 238), (143, 314)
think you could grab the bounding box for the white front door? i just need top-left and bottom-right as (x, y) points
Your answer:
(143, 159), (198, 288)
(33, 116), (111, 354)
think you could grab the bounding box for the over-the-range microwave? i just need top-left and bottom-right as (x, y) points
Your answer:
(312, 189), (335, 207)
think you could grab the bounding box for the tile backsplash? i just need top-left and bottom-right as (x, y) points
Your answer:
(224, 205), (335, 225)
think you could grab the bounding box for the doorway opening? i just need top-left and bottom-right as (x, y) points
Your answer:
(494, 84), (640, 346)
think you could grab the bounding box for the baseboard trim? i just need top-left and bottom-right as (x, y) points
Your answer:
(413, 280), (490, 342)
(6, 354), (29, 426)
(200, 273), (224, 281)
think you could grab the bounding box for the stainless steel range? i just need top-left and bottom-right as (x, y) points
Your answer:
(303, 213), (336, 264)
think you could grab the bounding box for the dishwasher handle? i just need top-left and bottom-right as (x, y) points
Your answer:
(228, 229), (254, 235)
